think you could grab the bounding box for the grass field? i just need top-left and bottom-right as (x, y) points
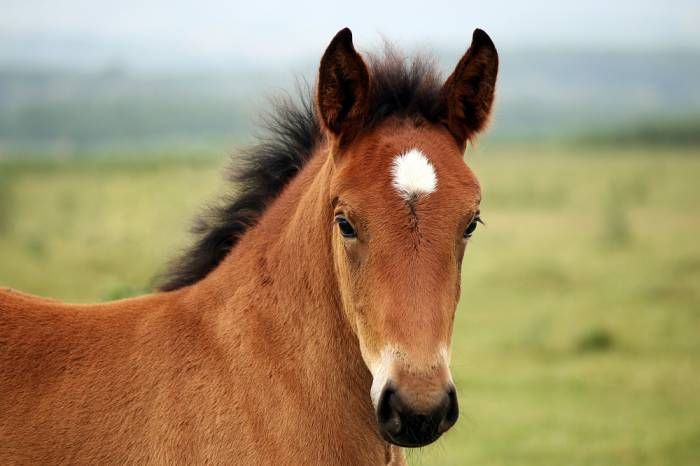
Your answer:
(1, 145), (699, 465)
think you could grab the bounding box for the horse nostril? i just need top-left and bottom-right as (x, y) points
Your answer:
(438, 385), (459, 434)
(377, 387), (402, 435)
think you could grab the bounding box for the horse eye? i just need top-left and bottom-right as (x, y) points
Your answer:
(335, 216), (357, 238)
(463, 216), (482, 239)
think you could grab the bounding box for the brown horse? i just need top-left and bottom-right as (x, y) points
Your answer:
(0, 28), (498, 465)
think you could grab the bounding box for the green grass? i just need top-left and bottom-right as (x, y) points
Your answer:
(1, 145), (699, 465)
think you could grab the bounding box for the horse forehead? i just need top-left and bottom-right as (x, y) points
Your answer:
(378, 145), (477, 206)
(364, 157), (477, 237)
(349, 136), (466, 182)
(337, 123), (480, 209)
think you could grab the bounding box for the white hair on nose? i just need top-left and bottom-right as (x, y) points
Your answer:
(369, 345), (454, 409)
(369, 347), (396, 408)
(391, 148), (437, 200)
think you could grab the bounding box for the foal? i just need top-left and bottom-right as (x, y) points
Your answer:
(0, 28), (498, 465)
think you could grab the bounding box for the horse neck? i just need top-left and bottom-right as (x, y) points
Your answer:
(183, 144), (370, 396)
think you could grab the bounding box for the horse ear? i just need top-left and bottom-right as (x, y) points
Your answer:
(440, 29), (499, 148)
(317, 28), (370, 141)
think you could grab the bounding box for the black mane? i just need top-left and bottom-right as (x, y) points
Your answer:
(158, 47), (444, 291)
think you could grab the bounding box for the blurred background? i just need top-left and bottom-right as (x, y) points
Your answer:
(1, 1), (698, 464)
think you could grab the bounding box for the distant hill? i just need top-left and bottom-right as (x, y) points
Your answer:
(486, 49), (700, 141)
(1, 49), (699, 153)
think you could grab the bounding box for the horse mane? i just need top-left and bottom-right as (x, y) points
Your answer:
(158, 46), (444, 291)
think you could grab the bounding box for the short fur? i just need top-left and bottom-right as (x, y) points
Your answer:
(0, 27), (498, 465)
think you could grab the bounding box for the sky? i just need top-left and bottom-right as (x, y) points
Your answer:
(1, 0), (699, 69)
